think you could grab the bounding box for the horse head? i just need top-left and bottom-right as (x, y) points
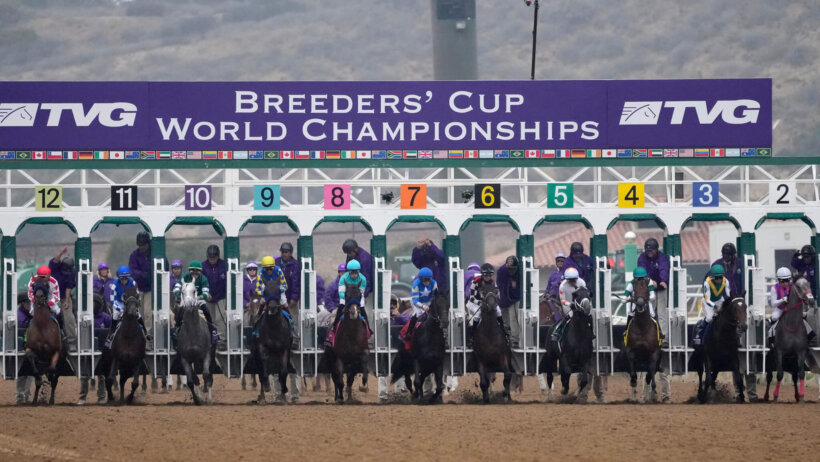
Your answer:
(791, 276), (815, 309)
(572, 286), (592, 316)
(479, 286), (499, 316)
(123, 287), (141, 318)
(345, 300), (359, 320)
(428, 289), (449, 327)
(344, 284), (362, 306)
(631, 278), (650, 315)
(179, 282), (199, 312)
(262, 281), (282, 315)
(720, 291), (748, 335)
(31, 284), (50, 308)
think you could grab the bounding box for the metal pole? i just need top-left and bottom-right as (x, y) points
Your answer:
(530, 0), (540, 80)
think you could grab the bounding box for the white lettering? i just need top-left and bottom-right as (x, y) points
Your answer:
(235, 91), (258, 113)
(449, 91), (472, 113)
(156, 118), (191, 140)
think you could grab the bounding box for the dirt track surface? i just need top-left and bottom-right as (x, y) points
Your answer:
(1, 375), (818, 462)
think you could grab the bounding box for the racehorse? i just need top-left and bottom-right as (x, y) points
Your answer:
(764, 276), (812, 402)
(25, 284), (64, 405)
(252, 282), (292, 403)
(390, 290), (449, 403)
(328, 285), (369, 403)
(540, 286), (594, 401)
(472, 286), (512, 404)
(177, 281), (213, 405)
(694, 293), (748, 403)
(241, 295), (262, 391)
(624, 278), (662, 402)
(106, 288), (146, 404)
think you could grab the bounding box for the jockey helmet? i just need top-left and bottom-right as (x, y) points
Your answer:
(280, 242), (293, 252)
(801, 244), (816, 257)
(342, 239), (358, 254)
(480, 263), (494, 275)
(644, 238), (659, 251)
(776, 267), (792, 280)
(337, 263), (347, 272)
(62, 257), (74, 269)
(555, 252), (567, 261)
(570, 242), (584, 255)
(721, 242), (736, 256)
(261, 256), (276, 268)
(97, 262), (109, 271)
(188, 260), (203, 271)
(419, 267), (433, 278)
(633, 266), (648, 278)
(346, 259), (361, 271)
(206, 245), (220, 258)
(245, 261), (258, 270)
(36, 265), (51, 277)
(564, 267), (580, 279)
(710, 264), (725, 277)
(117, 266), (130, 277)
(171, 260), (183, 268)
(136, 231), (150, 246)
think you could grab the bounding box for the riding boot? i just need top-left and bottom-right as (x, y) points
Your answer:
(104, 321), (119, 349)
(324, 308), (343, 348)
(56, 311), (67, 340)
(201, 305), (219, 344)
(653, 315), (665, 339)
(809, 330), (818, 346)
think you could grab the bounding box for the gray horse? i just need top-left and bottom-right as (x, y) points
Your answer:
(177, 282), (213, 405)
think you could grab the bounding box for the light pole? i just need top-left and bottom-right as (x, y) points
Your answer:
(526, 0), (540, 80)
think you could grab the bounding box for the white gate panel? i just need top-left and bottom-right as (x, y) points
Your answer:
(151, 258), (172, 381)
(667, 255), (692, 375)
(447, 257), (466, 376)
(593, 256), (615, 375)
(372, 257), (393, 377)
(744, 256), (767, 374)
(296, 258), (319, 377)
(2, 258), (18, 379)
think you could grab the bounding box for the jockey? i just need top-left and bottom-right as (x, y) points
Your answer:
(792, 244), (818, 295)
(550, 267), (588, 342)
(768, 267), (816, 344)
(243, 261), (259, 308)
(693, 264), (731, 345)
(403, 267), (438, 341)
(624, 267), (661, 337)
(255, 256), (288, 307)
(172, 260), (218, 340)
(466, 263), (502, 323)
(27, 265), (65, 333)
(707, 242), (744, 294)
(324, 259), (370, 347)
(106, 266), (150, 345)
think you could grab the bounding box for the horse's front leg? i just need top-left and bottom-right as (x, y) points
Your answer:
(795, 350), (807, 403)
(628, 351), (638, 403)
(202, 352), (213, 403)
(412, 360), (424, 401)
(429, 362), (444, 405)
(559, 356), (572, 395)
(332, 358), (344, 404)
(127, 364), (141, 404)
(359, 354), (369, 393)
(477, 361), (490, 404)
(732, 356), (745, 403)
(119, 367), (129, 403)
(773, 349), (784, 402)
(346, 369), (356, 402)
(47, 373), (59, 405)
(49, 350), (60, 372)
(277, 350), (289, 403)
(645, 351), (659, 403)
(502, 372), (512, 401)
(181, 358), (200, 405)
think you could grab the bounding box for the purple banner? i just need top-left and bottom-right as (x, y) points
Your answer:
(0, 80), (771, 150)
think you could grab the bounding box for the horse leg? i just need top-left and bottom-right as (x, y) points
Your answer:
(128, 364), (140, 404)
(560, 359), (571, 396)
(48, 374), (58, 405)
(203, 353), (213, 404)
(332, 359), (344, 404)
(732, 360), (745, 403)
(346, 370), (355, 402)
(429, 363), (444, 405)
(698, 357), (709, 404)
(359, 355), (369, 393)
(278, 351), (289, 403)
(502, 372), (512, 402)
(413, 361), (423, 401)
(763, 370), (773, 402)
(119, 368), (128, 403)
(478, 363), (490, 404)
(628, 352), (638, 403)
(795, 350), (806, 403)
(773, 349), (783, 402)
(49, 350), (59, 373)
(32, 375), (42, 406)
(181, 358), (200, 405)
(258, 351), (271, 403)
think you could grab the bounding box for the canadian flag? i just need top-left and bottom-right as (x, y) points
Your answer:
(281, 151), (294, 159)
(33, 151), (46, 159)
(526, 150), (538, 158)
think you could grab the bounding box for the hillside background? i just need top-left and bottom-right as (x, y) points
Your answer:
(0, 0), (817, 155)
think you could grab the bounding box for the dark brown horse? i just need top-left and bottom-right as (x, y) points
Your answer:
(328, 285), (369, 403)
(106, 288), (146, 404)
(252, 282), (292, 403)
(695, 293), (748, 403)
(624, 278), (662, 402)
(472, 286), (513, 404)
(25, 283), (64, 405)
(764, 277), (812, 402)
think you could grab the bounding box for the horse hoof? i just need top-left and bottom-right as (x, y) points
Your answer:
(358, 385), (369, 393)
(736, 395), (745, 404)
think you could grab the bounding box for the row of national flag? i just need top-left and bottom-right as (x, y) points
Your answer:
(0, 148), (772, 160)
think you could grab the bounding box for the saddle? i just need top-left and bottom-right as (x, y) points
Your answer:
(623, 317), (661, 347)
(327, 314), (372, 348)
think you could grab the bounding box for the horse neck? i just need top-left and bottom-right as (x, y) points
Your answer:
(182, 306), (204, 327)
(780, 291), (804, 326)
(32, 304), (53, 326)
